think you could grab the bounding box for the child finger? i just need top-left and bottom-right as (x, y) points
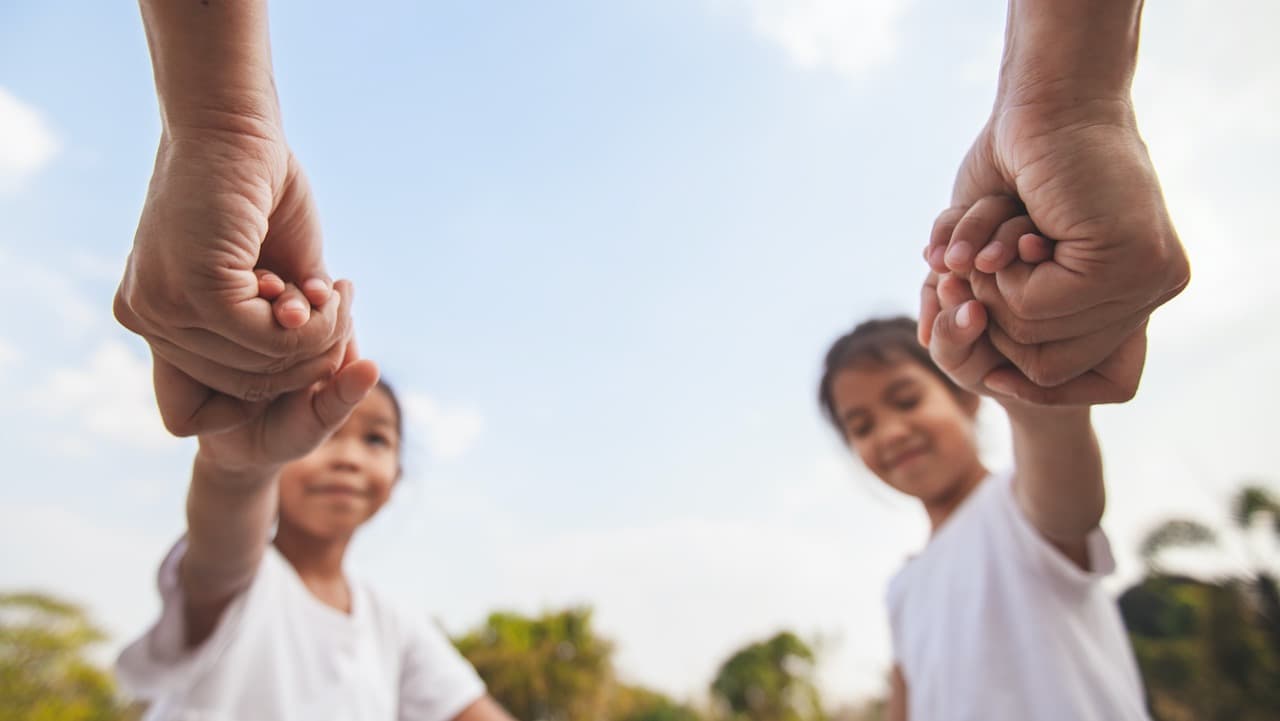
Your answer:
(974, 215), (1035, 273)
(256, 270), (286, 300)
(947, 195), (1023, 274)
(918, 271), (941, 346)
(1017, 232), (1054, 264)
(302, 274), (334, 307)
(272, 283), (312, 330)
(929, 298), (996, 388)
(311, 359), (380, 431)
(927, 207), (967, 273)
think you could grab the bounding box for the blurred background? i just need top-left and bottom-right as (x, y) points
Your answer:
(1, 0), (1277, 718)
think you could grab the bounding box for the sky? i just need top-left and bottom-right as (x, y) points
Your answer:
(1, 0), (1278, 707)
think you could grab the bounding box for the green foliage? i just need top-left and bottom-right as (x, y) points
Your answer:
(1230, 485), (1279, 533)
(0, 591), (139, 721)
(1138, 520), (1217, 570)
(710, 632), (824, 721)
(610, 684), (702, 721)
(1123, 481), (1280, 720)
(453, 608), (616, 721)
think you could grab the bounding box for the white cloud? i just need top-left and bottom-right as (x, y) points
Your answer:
(401, 391), (485, 461)
(0, 247), (101, 336)
(0, 501), (171, 666)
(28, 339), (176, 451)
(495, 512), (908, 703)
(721, 0), (915, 81)
(0, 338), (18, 369)
(1131, 0), (1280, 340)
(0, 87), (59, 193)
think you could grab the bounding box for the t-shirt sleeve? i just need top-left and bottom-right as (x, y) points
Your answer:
(398, 616), (487, 721)
(993, 472), (1116, 588)
(114, 536), (268, 700)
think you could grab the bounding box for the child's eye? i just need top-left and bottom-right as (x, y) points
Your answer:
(847, 422), (872, 439)
(365, 433), (392, 447)
(892, 395), (921, 410)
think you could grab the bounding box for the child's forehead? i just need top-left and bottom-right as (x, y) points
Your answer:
(833, 355), (936, 396)
(351, 388), (400, 426)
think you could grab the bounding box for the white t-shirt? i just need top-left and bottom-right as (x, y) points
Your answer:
(116, 538), (486, 721)
(887, 473), (1150, 721)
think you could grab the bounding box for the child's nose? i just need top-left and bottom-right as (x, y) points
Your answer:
(875, 415), (912, 443)
(326, 438), (364, 470)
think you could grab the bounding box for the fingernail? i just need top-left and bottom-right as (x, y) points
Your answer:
(956, 303), (973, 329)
(304, 278), (330, 294)
(282, 299), (307, 314)
(977, 241), (1003, 262)
(985, 375), (1016, 397)
(946, 241), (973, 266)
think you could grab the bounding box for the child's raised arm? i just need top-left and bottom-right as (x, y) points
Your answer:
(173, 287), (379, 647)
(926, 273), (1105, 570)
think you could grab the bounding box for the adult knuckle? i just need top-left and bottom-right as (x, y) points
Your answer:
(239, 374), (276, 403)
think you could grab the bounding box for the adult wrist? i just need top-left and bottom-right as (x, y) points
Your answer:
(996, 0), (1142, 111)
(139, 0), (283, 137)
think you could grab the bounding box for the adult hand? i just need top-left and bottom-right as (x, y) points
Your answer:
(922, 272), (1148, 406)
(920, 0), (1189, 405)
(116, 129), (353, 436)
(116, 0), (354, 436)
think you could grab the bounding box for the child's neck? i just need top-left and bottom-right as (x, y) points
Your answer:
(273, 523), (354, 613)
(924, 462), (989, 535)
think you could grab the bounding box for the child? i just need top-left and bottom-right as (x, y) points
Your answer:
(117, 297), (513, 721)
(817, 210), (1151, 719)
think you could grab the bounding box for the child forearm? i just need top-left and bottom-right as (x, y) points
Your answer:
(180, 450), (281, 607)
(1005, 404), (1105, 563)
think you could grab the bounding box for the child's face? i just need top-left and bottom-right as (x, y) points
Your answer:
(276, 387), (402, 539)
(828, 356), (983, 503)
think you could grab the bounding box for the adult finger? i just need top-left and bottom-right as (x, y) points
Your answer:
(969, 266), (1149, 344)
(983, 328), (1148, 405)
(150, 332), (350, 404)
(151, 352), (263, 437)
(985, 307), (1150, 388)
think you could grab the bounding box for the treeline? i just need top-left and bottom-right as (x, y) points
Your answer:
(2, 483), (1277, 721)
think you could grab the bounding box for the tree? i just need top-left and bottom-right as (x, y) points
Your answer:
(1122, 483), (1280, 720)
(609, 684), (703, 721)
(710, 632), (824, 721)
(453, 607), (615, 721)
(0, 591), (139, 721)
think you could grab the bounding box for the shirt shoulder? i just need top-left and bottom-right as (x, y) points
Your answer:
(114, 536), (290, 700)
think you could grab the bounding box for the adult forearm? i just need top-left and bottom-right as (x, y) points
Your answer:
(139, 0), (282, 135)
(1006, 404), (1105, 543)
(181, 450), (281, 603)
(999, 0), (1144, 107)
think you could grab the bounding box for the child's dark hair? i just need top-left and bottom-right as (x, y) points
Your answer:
(817, 316), (969, 435)
(375, 378), (404, 446)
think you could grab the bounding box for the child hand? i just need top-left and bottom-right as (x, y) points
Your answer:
(254, 270), (333, 330)
(926, 195), (1053, 275)
(190, 280), (381, 472)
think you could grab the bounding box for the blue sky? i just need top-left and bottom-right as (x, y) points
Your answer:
(2, 0), (1278, 705)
